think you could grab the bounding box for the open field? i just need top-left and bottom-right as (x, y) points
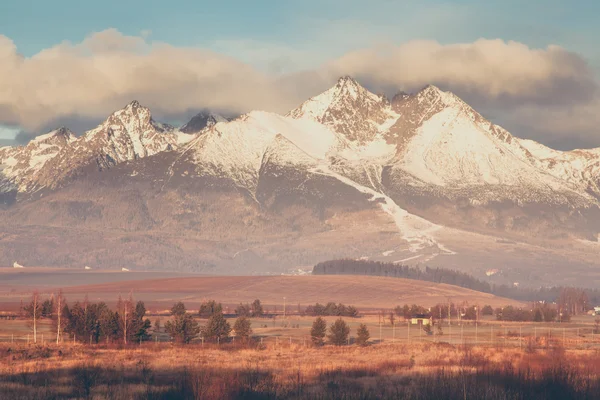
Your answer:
(2, 314), (600, 350)
(0, 269), (522, 312)
(2, 341), (600, 399)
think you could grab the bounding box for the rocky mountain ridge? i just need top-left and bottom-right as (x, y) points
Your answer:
(1, 77), (600, 285)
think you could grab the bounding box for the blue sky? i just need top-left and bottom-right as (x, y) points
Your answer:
(1, 0), (599, 148)
(2, 0), (599, 65)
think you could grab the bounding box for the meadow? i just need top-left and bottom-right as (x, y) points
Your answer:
(2, 339), (599, 399)
(2, 269), (599, 399)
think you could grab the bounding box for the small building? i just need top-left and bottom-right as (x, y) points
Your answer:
(593, 306), (600, 316)
(411, 314), (432, 326)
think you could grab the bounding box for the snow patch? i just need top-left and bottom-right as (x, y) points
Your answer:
(309, 164), (454, 254)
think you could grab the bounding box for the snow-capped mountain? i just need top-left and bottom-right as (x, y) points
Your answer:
(180, 110), (229, 134)
(2, 77), (600, 285)
(288, 76), (398, 144)
(0, 127), (76, 192)
(0, 101), (194, 192)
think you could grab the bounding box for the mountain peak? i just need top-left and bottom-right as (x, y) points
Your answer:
(31, 127), (75, 145)
(180, 110), (229, 134)
(127, 100), (141, 109)
(288, 76), (380, 120)
(336, 75), (360, 87)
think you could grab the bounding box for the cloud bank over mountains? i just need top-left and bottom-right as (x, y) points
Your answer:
(0, 29), (598, 148)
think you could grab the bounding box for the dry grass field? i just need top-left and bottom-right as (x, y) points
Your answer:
(2, 341), (599, 399)
(1, 270), (599, 399)
(0, 269), (522, 312)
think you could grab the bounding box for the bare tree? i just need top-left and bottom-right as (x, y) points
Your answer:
(117, 293), (134, 344)
(24, 290), (41, 343)
(54, 289), (66, 344)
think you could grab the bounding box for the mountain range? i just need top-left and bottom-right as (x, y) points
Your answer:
(1, 76), (600, 287)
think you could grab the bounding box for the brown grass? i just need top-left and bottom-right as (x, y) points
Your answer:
(0, 274), (522, 311)
(1, 341), (600, 399)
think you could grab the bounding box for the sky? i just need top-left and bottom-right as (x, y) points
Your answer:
(0, 0), (599, 149)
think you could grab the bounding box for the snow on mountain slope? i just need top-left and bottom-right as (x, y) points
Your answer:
(182, 111), (347, 193)
(0, 127), (76, 191)
(378, 85), (595, 206)
(29, 101), (189, 189)
(524, 145), (600, 197)
(288, 76), (398, 144)
(309, 163), (455, 254)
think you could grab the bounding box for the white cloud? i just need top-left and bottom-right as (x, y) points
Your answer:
(324, 39), (597, 104)
(0, 29), (598, 147)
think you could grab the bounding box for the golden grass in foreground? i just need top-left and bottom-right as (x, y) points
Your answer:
(2, 341), (600, 399)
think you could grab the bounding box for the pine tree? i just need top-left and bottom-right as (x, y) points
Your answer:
(356, 323), (370, 346)
(235, 303), (251, 317)
(165, 302), (200, 344)
(251, 299), (264, 317)
(328, 318), (350, 346)
(233, 317), (252, 342)
(310, 317), (327, 346)
(202, 311), (231, 342)
(99, 308), (119, 343)
(131, 301), (151, 343)
(198, 300), (223, 318)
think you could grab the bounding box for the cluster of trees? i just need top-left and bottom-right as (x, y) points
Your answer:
(495, 304), (562, 322)
(198, 300), (223, 318)
(314, 260), (491, 293)
(392, 301), (573, 324)
(310, 317), (370, 346)
(305, 302), (359, 317)
(395, 305), (430, 319)
(314, 259), (600, 312)
(558, 288), (589, 316)
(22, 290), (151, 345)
(20, 292), (256, 346)
(235, 299), (264, 317)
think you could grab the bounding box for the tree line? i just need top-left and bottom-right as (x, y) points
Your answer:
(20, 293), (260, 345)
(304, 302), (359, 317)
(314, 259), (599, 311)
(392, 302), (567, 325)
(19, 291), (376, 347)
